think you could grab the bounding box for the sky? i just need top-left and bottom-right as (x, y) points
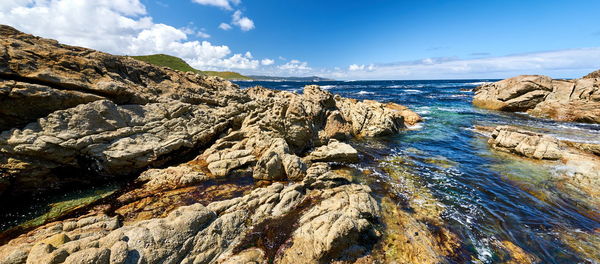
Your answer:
(1, 0), (600, 80)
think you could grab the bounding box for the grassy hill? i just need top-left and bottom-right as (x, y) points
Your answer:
(130, 54), (252, 80)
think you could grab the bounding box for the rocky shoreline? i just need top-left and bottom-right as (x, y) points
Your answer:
(2, 24), (600, 264)
(0, 25), (465, 264)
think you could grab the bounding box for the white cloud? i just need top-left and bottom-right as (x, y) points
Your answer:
(232, 10), (254, 31)
(191, 0), (240, 10)
(348, 64), (375, 72)
(348, 64), (364, 71)
(0, 0), (263, 71)
(218, 23), (232, 30)
(261, 59), (275, 65)
(330, 48), (600, 80)
(196, 31), (211, 38)
(278, 59), (311, 73)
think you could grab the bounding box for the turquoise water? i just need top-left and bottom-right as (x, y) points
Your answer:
(236, 80), (600, 263)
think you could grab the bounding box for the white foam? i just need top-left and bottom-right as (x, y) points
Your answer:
(356, 90), (375, 95)
(467, 81), (491, 86)
(404, 89), (423, 93)
(320, 85), (336, 89)
(407, 123), (424, 130)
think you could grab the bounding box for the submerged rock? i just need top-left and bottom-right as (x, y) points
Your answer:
(371, 157), (463, 263)
(479, 125), (600, 220)
(473, 72), (600, 123)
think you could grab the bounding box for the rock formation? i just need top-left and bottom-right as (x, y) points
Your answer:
(473, 72), (600, 123)
(479, 126), (600, 220)
(0, 25), (427, 263)
(0, 25), (420, 199)
(487, 126), (562, 160)
(0, 169), (380, 264)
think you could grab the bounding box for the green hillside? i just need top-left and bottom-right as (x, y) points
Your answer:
(130, 54), (252, 80)
(201, 71), (252, 80)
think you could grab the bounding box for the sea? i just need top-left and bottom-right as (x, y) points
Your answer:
(235, 79), (600, 263)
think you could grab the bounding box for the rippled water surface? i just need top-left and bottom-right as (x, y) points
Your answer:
(236, 80), (600, 263)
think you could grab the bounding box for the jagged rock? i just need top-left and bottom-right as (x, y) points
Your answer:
(0, 24), (253, 198)
(135, 166), (208, 190)
(0, 25), (424, 264)
(275, 184), (379, 263)
(282, 154), (307, 181)
(0, 80), (104, 131)
(474, 73), (600, 123)
(583, 69), (600, 79)
(488, 126), (562, 160)
(0, 25), (248, 110)
(305, 139), (359, 163)
(336, 98), (420, 137)
(0, 99), (243, 197)
(0, 168), (380, 264)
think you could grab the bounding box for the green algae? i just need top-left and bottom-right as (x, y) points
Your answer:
(18, 185), (119, 230)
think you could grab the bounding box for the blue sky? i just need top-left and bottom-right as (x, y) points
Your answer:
(1, 0), (600, 79)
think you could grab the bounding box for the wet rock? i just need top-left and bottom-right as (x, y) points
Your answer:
(493, 240), (538, 264)
(558, 229), (600, 263)
(474, 72), (600, 123)
(372, 157), (462, 264)
(480, 125), (600, 220)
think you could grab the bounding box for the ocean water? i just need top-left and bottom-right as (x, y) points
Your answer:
(236, 80), (600, 263)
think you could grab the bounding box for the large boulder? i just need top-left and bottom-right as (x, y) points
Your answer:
(304, 139), (359, 163)
(487, 126), (563, 160)
(474, 72), (600, 123)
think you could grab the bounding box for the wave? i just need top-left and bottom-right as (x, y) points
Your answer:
(387, 84), (425, 89)
(356, 90), (375, 95)
(320, 85), (336, 89)
(403, 89), (423, 93)
(466, 81), (491, 86)
(407, 123), (424, 130)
